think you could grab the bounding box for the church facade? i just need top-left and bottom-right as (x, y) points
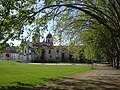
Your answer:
(19, 33), (72, 63)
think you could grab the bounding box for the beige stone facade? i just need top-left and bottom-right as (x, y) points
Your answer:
(0, 46), (19, 60)
(18, 33), (72, 63)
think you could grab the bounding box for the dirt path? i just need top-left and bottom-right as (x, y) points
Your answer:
(38, 64), (120, 90)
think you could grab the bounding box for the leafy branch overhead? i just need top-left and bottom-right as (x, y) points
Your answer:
(0, 0), (120, 69)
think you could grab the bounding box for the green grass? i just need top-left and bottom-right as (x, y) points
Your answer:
(0, 60), (93, 90)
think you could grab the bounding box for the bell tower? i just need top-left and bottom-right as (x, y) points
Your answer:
(46, 32), (53, 46)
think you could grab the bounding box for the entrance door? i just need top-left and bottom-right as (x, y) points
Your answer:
(61, 53), (65, 62)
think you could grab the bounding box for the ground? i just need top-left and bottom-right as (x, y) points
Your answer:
(38, 64), (120, 90)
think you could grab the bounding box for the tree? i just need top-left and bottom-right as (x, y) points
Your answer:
(80, 24), (108, 63)
(40, 0), (120, 69)
(0, 0), (37, 48)
(0, 0), (119, 68)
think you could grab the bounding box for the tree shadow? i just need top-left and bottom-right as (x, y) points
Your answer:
(39, 76), (120, 90)
(39, 77), (57, 82)
(1, 76), (120, 90)
(38, 66), (117, 90)
(0, 82), (34, 90)
(0, 78), (57, 90)
(1, 64), (120, 90)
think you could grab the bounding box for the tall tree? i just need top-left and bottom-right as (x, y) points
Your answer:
(36, 0), (119, 68)
(0, 0), (36, 46)
(0, 0), (119, 68)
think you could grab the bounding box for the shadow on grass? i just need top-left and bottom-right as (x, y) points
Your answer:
(38, 66), (120, 90)
(0, 82), (33, 90)
(40, 78), (57, 82)
(0, 78), (57, 90)
(1, 76), (120, 90)
(39, 77), (120, 90)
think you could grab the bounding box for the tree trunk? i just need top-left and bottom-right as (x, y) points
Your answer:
(114, 58), (117, 68)
(116, 54), (119, 69)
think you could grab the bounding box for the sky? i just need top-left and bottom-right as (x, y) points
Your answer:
(7, 20), (54, 46)
(7, 40), (21, 46)
(7, 30), (53, 46)
(6, 1), (60, 46)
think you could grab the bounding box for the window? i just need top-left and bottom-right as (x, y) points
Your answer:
(49, 50), (51, 54)
(57, 50), (59, 53)
(50, 55), (52, 58)
(25, 50), (26, 53)
(42, 49), (46, 53)
(6, 54), (10, 58)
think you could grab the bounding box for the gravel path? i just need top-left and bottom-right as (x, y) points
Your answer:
(38, 64), (120, 90)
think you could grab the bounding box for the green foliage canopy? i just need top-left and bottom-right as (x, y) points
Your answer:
(0, 0), (120, 68)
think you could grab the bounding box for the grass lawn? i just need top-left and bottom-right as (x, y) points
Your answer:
(0, 60), (93, 90)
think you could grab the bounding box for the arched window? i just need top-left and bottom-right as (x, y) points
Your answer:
(6, 54), (10, 58)
(49, 50), (51, 54)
